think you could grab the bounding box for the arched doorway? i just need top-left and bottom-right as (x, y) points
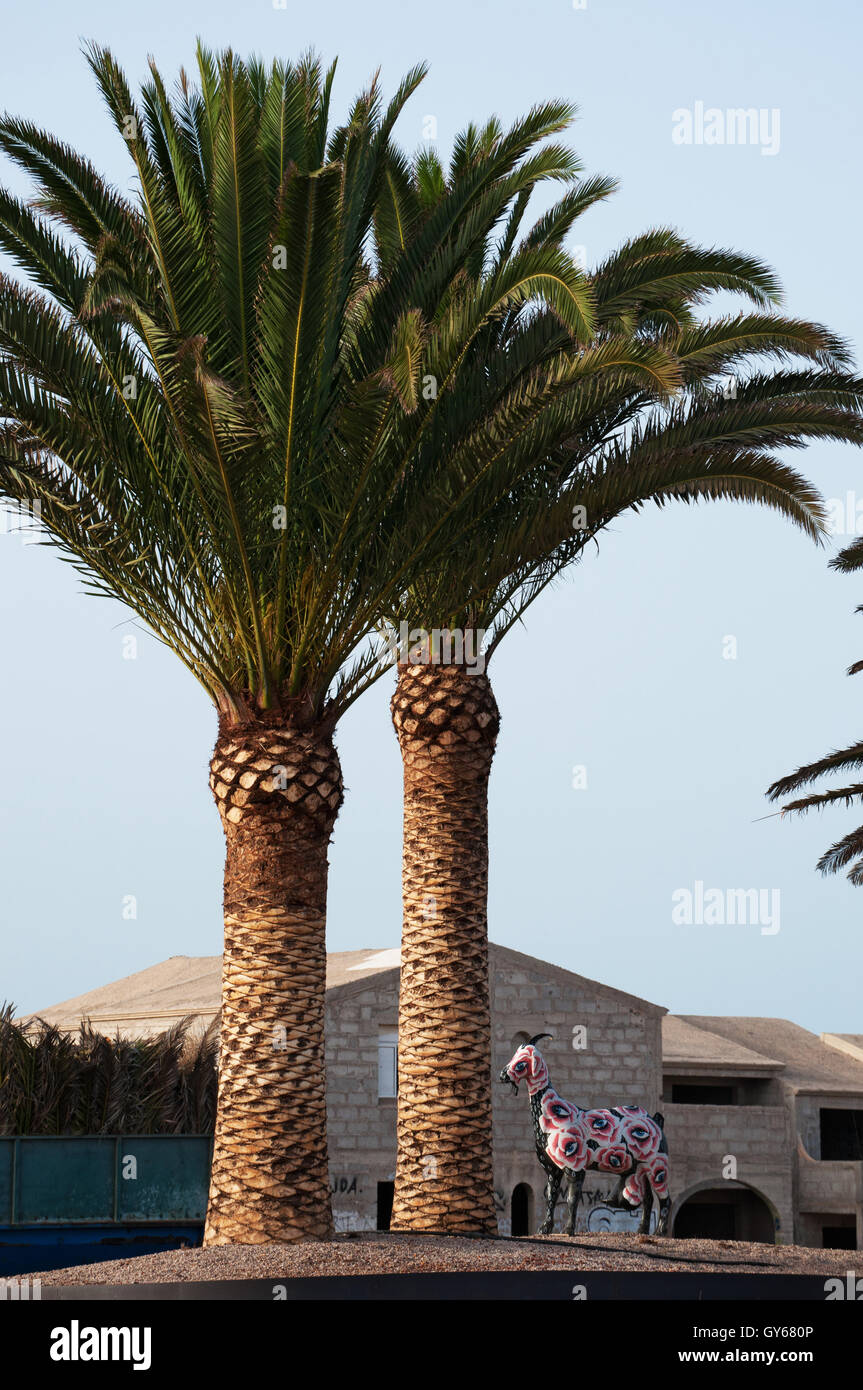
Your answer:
(673, 1184), (776, 1243)
(511, 1183), (534, 1237)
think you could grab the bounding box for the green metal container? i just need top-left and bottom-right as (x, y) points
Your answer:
(0, 1136), (212, 1226)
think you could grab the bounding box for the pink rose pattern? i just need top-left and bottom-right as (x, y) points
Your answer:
(622, 1155), (669, 1205)
(582, 1109), (623, 1144)
(502, 1046), (670, 1205)
(545, 1125), (588, 1169)
(595, 1144), (631, 1173)
(539, 1092), (581, 1131)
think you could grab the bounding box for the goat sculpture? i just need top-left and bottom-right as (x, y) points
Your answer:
(500, 1035), (671, 1236)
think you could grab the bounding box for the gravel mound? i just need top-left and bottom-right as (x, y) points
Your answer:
(32, 1231), (855, 1284)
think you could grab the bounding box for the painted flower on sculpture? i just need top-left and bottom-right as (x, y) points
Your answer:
(540, 1092), (580, 1132)
(595, 1144), (632, 1173)
(545, 1125), (587, 1170)
(507, 1054), (530, 1083)
(644, 1154), (670, 1195)
(619, 1106), (653, 1128)
(619, 1116), (658, 1160)
(526, 1054), (548, 1091)
(582, 1109), (622, 1144)
(622, 1170), (645, 1205)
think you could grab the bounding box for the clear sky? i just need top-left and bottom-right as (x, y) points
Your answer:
(2, 0), (862, 1032)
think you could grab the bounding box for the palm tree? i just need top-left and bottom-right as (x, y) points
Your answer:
(0, 45), (609, 1242)
(766, 539), (863, 880)
(381, 145), (863, 1233)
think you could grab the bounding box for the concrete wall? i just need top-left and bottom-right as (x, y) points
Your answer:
(796, 1125), (863, 1252)
(796, 1094), (863, 1161)
(325, 979), (398, 1232)
(664, 1101), (794, 1240)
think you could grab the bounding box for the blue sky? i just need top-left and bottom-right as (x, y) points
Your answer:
(2, 0), (862, 1031)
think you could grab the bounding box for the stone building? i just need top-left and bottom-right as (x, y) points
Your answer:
(22, 945), (863, 1247)
(663, 1015), (863, 1249)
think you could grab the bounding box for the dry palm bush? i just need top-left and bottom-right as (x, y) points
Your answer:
(0, 1004), (218, 1135)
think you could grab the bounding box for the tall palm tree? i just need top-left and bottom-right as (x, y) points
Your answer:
(766, 538), (863, 880)
(0, 46), (601, 1242)
(380, 143), (863, 1233)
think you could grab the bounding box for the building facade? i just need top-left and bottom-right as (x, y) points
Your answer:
(23, 945), (863, 1247)
(325, 943), (664, 1236)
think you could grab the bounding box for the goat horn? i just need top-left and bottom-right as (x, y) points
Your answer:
(528, 1033), (552, 1047)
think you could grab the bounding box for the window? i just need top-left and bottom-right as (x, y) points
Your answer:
(671, 1084), (735, 1106)
(820, 1109), (863, 1161)
(664, 1075), (777, 1107)
(378, 1030), (398, 1099)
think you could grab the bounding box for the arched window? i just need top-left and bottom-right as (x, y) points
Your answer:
(511, 1183), (534, 1237)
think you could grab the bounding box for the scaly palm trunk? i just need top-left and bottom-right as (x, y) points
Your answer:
(203, 720), (343, 1245)
(390, 662), (500, 1233)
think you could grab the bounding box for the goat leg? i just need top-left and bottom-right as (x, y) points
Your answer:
(607, 1174), (633, 1210)
(638, 1179), (654, 1235)
(566, 1170), (585, 1237)
(539, 1165), (563, 1235)
(656, 1195), (672, 1236)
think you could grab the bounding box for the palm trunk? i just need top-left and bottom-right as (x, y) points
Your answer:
(203, 720), (343, 1245)
(389, 662), (500, 1233)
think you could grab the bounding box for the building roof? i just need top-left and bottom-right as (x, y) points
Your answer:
(662, 1015), (784, 1076)
(324, 947), (402, 991)
(677, 1016), (863, 1097)
(18, 949), (402, 1036)
(19, 943), (664, 1036)
(820, 1033), (863, 1065)
(22, 952), (857, 1098)
(19, 954), (223, 1035)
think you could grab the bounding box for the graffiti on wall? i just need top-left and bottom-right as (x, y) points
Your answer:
(585, 1203), (657, 1234)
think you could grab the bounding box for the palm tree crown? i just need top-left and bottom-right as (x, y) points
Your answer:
(388, 151), (863, 644)
(0, 44), (603, 728)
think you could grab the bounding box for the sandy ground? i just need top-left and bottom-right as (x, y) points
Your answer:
(31, 1231), (856, 1284)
